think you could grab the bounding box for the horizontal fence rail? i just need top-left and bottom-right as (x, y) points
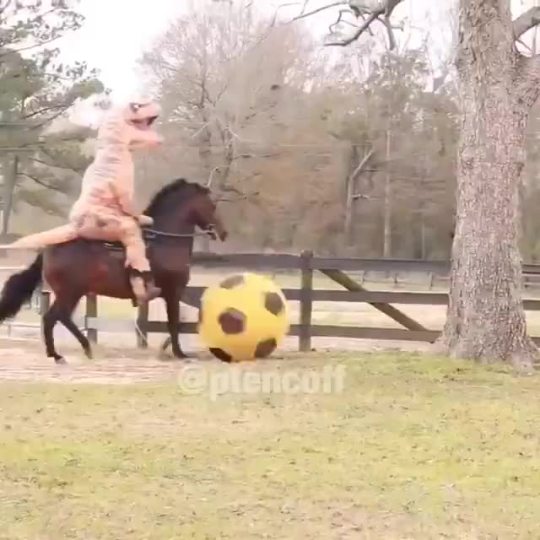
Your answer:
(3, 252), (540, 351)
(189, 253), (540, 275)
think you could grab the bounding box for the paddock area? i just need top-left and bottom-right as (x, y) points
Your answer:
(2, 254), (540, 538)
(2, 352), (540, 539)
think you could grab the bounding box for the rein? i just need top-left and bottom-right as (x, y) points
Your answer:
(101, 225), (216, 252)
(142, 226), (217, 240)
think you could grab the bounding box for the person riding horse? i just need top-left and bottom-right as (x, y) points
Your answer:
(5, 100), (163, 305)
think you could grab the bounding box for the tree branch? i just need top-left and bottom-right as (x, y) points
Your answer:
(23, 105), (69, 121)
(18, 172), (65, 193)
(513, 6), (540, 41)
(518, 54), (540, 106)
(329, 9), (360, 33)
(326, 11), (379, 46)
(349, 148), (374, 184)
(325, 0), (405, 48)
(380, 13), (396, 50)
(0, 0), (12, 16)
(514, 7), (540, 101)
(29, 156), (53, 167)
(30, 153), (88, 175)
(291, 1), (347, 22)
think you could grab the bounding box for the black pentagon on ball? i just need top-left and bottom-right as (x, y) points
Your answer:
(218, 307), (246, 334)
(219, 274), (245, 289)
(209, 347), (233, 362)
(255, 338), (277, 358)
(264, 292), (285, 316)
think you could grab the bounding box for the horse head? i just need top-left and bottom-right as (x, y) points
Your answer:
(145, 178), (228, 241)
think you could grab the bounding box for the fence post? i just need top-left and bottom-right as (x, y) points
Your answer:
(86, 294), (98, 344)
(40, 290), (50, 315)
(33, 281), (43, 311)
(299, 250), (313, 352)
(136, 303), (149, 349)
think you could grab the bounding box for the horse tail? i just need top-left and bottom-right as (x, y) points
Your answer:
(0, 253), (43, 322)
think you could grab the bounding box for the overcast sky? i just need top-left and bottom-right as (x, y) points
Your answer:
(55, 0), (540, 106)
(57, 0), (455, 107)
(58, 0), (184, 102)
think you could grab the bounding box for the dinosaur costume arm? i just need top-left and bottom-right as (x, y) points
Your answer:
(111, 181), (152, 224)
(128, 127), (163, 148)
(112, 175), (137, 217)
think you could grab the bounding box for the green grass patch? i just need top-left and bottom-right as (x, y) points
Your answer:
(1, 353), (540, 538)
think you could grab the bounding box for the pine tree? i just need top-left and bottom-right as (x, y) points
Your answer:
(0, 1), (105, 235)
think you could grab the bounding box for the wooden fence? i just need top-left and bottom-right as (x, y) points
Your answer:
(17, 251), (540, 351)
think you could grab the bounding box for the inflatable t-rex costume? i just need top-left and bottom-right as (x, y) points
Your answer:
(7, 101), (163, 305)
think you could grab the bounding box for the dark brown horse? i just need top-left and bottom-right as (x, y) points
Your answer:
(0, 178), (227, 363)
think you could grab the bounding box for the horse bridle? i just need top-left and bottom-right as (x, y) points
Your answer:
(142, 224), (218, 241)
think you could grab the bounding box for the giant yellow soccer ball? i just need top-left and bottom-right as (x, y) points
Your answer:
(197, 272), (290, 362)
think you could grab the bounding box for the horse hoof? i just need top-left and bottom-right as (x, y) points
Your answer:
(54, 356), (67, 365)
(176, 351), (196, 360)
(84, 349), (93, 360)
(161, 350), (197, 361)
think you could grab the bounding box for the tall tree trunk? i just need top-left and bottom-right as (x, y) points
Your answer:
(344, 144), (358, 243)
(1, 156), (18, 239)
(383, 127), (392, 257)
(420, 216), (426, 260)
(437, 0), (537, 369)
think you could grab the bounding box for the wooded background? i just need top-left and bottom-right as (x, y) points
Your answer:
(2, 0), (540, 261)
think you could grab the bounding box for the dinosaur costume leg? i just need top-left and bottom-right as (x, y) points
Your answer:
(74, 213), (161, 305)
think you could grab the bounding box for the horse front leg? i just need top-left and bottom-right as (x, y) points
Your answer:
(163, 293), (192, 359)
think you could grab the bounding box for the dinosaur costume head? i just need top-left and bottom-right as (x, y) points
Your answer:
(123, 102), (161, 132)
(96, 100), (163, 149)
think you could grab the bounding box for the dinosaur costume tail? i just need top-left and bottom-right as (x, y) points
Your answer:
(0, 225), (78, 250)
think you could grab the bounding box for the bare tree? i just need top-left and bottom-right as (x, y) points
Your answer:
(134, 2), (456, 261)
(138, 0), (353, 251)
(140, 0), (309, 193)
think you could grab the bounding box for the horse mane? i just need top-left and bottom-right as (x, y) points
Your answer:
(144, 178), (209, 215)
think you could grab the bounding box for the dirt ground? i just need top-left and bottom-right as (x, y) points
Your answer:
(0, 330), (432, 384)
(0, 255), (485, 383)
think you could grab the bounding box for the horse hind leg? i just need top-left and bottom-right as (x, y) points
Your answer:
(59, 313), (92, 359)
(43, 294), (90, 363)
(43, 301), (65, 364)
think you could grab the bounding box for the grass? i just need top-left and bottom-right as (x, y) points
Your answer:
(2, 352), (540, 538)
